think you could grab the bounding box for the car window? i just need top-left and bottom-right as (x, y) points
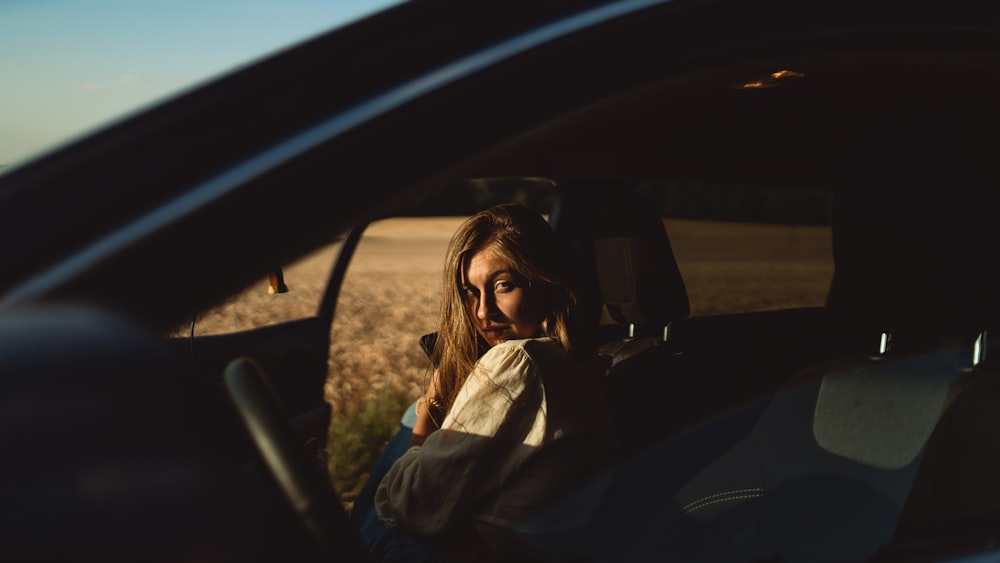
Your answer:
(181, 177), (559, 336)
(643, 183), (834, 316)
(669, 219), (833, 316)
(325, 216), (458, 424)
(174, 243), (342, 337)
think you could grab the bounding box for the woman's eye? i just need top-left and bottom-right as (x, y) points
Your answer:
(495, 280), (515, 292)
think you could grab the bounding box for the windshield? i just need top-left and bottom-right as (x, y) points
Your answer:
(0, 0), (401, 173)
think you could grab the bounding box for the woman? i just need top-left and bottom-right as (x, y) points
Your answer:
(359, 203), (615, 562)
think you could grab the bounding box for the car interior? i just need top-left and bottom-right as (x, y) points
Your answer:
(5, 2), (1000, 561)
(164, 147), (1000, 562)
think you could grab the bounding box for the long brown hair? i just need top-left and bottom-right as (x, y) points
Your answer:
(430, 203), (590, 413)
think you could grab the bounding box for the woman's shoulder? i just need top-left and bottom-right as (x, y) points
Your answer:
(474, 337), (554, 370)
(478, 337), (576, 373)
(484, 337), (560, 358)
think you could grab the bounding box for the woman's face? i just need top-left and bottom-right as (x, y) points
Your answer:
(461, 247), (545, 347)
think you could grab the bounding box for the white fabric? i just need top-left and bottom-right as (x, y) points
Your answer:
(374, 337), (611, 535)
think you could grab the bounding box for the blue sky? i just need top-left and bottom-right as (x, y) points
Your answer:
(0, 0), (400, 168)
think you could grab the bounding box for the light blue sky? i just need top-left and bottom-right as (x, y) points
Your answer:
(0, 0), (400, 168)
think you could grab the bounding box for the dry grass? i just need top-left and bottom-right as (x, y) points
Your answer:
(191, 216), (834, 505)
(322, 217), (463, 420)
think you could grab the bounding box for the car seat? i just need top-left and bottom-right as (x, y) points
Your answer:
(551, 185), (692, 455)
(666, 112), (1000, 562)
(589, 189), (690, 367)
(671, 337), (983, 562)
(869, 346), (1000, 562)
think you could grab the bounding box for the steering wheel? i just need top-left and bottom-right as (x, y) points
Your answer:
(223, 356), (369, 561)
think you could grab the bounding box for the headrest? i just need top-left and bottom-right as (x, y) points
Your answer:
(827, 112), (1000, 341)
(591, 191), (690, 329)
(812, 347), (971, 470)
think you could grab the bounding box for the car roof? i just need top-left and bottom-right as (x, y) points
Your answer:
(1, 0), (998, 331)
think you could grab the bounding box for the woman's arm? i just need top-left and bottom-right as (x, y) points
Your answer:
(408, 396), (445, 447)
(375, 342), (545, 535)
(408, 370), (445, 447)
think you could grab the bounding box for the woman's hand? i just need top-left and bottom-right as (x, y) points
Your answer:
(407, 370), (445, 447)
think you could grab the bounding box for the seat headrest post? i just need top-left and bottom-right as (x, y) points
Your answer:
(879, 331), (892, 355)
(973, 330), (987, 366)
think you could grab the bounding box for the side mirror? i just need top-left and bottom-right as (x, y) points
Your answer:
(268, 269), (289, 294)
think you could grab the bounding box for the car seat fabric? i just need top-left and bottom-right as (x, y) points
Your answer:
(888, 356), (1000, 551)
(548, 184), (690, 351)
(591, 190), (689, 341)
(591, 193), (689, 331)
(811, 350), (965, 471)
(671, 344), (976, 562)
(582, 190), (693, 455)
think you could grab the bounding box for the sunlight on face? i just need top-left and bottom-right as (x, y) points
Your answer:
(462, 248), (544, 347)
